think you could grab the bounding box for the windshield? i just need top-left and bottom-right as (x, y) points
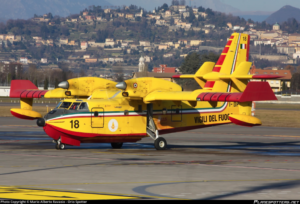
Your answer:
(79, 102), (88, 110)
(55, 102), (62, 109)
(59, 102), (72, 109)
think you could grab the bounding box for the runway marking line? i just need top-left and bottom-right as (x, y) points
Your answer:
(188, 131), (300, 138)
(15, 178), (300, 188)
(0, 186), (140, 200)
(93, 151), (150, 156)
(2, 159), (300, 169)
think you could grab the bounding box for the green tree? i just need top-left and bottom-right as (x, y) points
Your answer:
(178, 52), (219, 90)
(281, 81), (287, 92)
(44, 78), (49, 90)
(35, 79), (38, 87)
(54, 78), (59, 88)
(161, 3), (168, 11)
(291, 73), (300, 93)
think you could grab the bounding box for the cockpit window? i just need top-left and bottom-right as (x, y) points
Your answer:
(55, 102), (62, 109)
(69, 103), (81, 110)
(79, 102), (88, 110)
(59, 102), (72, 109)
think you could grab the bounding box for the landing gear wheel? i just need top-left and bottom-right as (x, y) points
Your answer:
(55, 141), (65, 150)
(154, 137), (167, 150)
(58, 143), (65, 150)
(111, 143), (123, 149)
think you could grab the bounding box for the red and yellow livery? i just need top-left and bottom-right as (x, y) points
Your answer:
(9, 33), (281, 150)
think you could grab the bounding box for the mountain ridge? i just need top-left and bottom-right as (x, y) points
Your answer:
(265, 5), (300, 24)
(0, 0), (112, 20)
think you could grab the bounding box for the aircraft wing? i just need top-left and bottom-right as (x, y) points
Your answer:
(144, 91), (200, 103)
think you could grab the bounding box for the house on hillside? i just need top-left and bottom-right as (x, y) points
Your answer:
(251, 66), (291, 92)
(125, 14), (134, 19)
(165, 10), (172, 17)
(139, 41), (150, 47)
(81, 41), (88, 50)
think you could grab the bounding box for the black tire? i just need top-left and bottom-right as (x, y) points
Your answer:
(55, 143), (59, 150)
(59, 143), (65, 150)
(154, 137), (167, 150)
(111, 143), (123, 149)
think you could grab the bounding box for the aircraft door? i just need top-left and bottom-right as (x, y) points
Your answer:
(91, 108), (104, 128)
(171, 105), (182, 122)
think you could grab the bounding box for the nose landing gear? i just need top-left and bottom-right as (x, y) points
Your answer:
(54, 138), (65, 150)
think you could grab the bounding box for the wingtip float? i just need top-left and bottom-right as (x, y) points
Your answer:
(8, 33), (279, 150)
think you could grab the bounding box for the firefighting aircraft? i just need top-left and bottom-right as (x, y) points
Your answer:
(9, 33), (281, 150)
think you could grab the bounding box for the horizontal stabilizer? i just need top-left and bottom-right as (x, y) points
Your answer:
(252, 75), (283, 79)
(197, 82), (277, 102)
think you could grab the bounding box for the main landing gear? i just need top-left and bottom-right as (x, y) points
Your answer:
(54, 139), (65, 150)
(147, 104), (168, 150)
(154, 137), (167, 150)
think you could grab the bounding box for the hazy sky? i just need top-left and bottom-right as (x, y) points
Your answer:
(219, 0), (300, 11)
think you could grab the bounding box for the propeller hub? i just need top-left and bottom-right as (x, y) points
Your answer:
(58, 81), (69, 89)
(116, 82), (127, 90)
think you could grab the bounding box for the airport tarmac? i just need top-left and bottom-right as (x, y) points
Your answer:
(1, 117), (300, 200)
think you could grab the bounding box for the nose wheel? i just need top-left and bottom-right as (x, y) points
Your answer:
(154, 137), (167, 150)
(55, 139), (65, 150)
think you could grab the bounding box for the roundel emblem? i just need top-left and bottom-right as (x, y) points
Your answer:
(133, 83), (138, 88)
(108, 119), (118, 132)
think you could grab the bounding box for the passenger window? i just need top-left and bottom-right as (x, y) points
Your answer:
(79, 102), (88, 110)
(59, 102), (72, 109)
(70, 103), (81, 110)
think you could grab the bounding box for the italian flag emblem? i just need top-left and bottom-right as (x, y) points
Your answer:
(240, 44), (247, 49)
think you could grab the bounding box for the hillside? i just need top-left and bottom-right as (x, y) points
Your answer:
(110, 0), (240, 14)
(265, 5), (300, 24)
(0, 0), (112, 20)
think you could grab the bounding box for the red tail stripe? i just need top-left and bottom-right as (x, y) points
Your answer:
(222, 47), (229, 54)
(226, 40), (232, 46)
(212, 67), (221, 72)
(215, 55), (226, 66)
(204, 81), (215, 88)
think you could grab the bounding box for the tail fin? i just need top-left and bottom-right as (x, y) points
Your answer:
(173, 33), (250, 91)
(209, 33), (250, 92)
(173, 33), (282, 93)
